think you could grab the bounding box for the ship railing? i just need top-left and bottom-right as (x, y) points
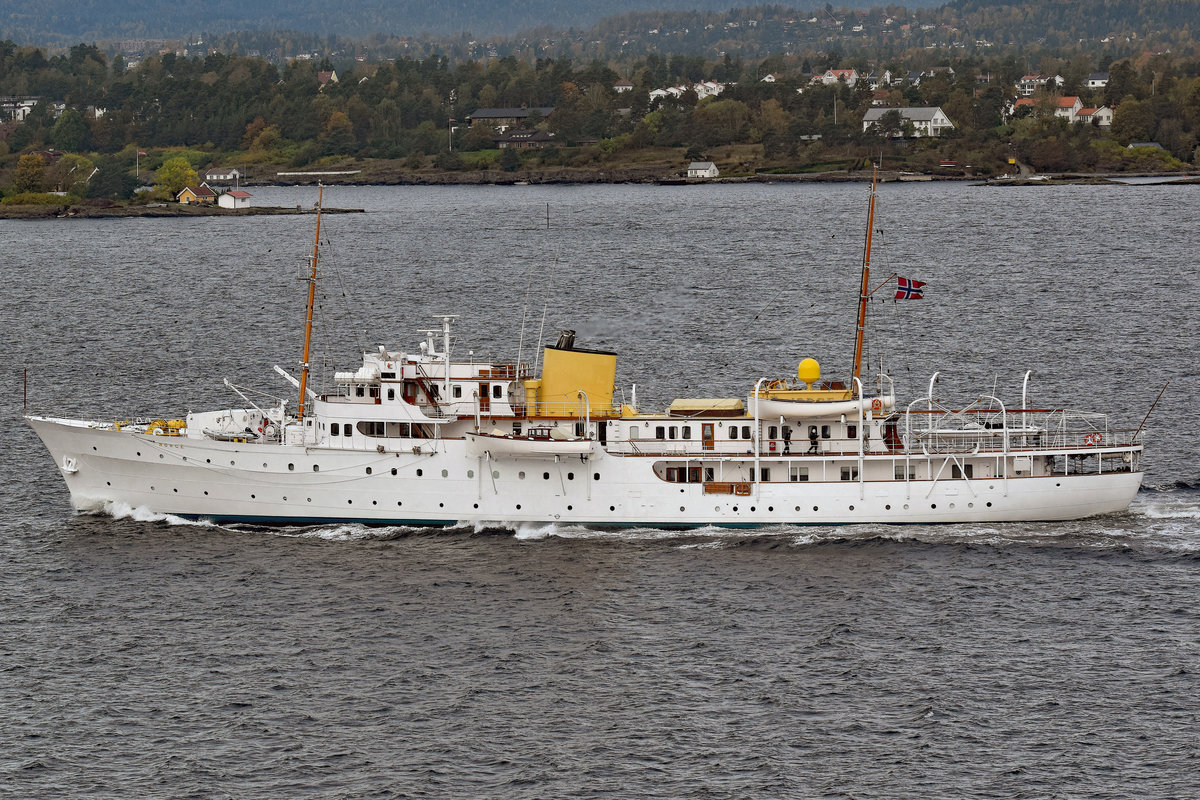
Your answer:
(902, 406), (1140, 453)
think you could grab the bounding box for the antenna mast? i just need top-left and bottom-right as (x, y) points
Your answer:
(297, 184), (324, 421)
(851, 165), (879, 392)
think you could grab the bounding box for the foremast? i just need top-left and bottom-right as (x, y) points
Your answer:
(297, 185), (324, 422)
(850, 165), (879, 395)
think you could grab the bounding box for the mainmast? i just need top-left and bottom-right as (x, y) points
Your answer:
(297, 184), (324, 421)
(850, 165), (879, 392)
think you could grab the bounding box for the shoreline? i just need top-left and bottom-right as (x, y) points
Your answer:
(0, 203), (366, 220)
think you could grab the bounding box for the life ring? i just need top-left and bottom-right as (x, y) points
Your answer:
(870, 398), (883, 413)
(1083, 432), (1103, 446)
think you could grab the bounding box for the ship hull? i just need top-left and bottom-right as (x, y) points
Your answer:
(29, 416), (1142, 527)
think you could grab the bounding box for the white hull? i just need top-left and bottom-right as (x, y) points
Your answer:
(30, 416), (1142, 527)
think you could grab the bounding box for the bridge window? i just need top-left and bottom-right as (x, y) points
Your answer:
(790, 466), (809, 482)
(492, 384), (502, 399)
(356, 421), (385, 437)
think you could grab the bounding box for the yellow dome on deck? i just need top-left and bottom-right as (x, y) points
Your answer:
(797, 358), (821, 387)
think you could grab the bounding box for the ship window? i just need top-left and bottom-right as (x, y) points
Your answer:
(387, 388), (395, 401)
(952, 464), (974, 479)
(655, 426), (665, 440)
(750, 467), (770, 482)
(668, 426), (677, 440)
(768, 425), (778, 440)
(682, 426), (692, 440)
(492, 384), (502, 399)
(567, 472), (574, 480)
(742, 425), (751, 440)
(453, 385), (463, 398)
(430, 384), (440, 398)
(629, 428), (639, 440)
(513, 423), (522, 435)
(790, 466), (808, 482)
(331, 424), (340, 436)
(821, 425), (831, 439)
(385, 422), (411, 437)
(357, 421), (385, 437)
(704, 468), (714, 481)
(847, 424), (858, 439)
(840, 466), (858, 480)
(370, 386), (379, 399)
(895, 465), (916, 479)
(729, 427), (739, 440)
(356, 386), (365, 397)
(689, 467), (701, 483)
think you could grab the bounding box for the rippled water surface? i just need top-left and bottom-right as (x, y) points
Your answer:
(3, 182), (1199, 798)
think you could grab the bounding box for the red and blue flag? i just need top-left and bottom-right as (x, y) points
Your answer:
(895, 277), (926, 300)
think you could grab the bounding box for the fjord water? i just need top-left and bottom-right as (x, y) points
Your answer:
(3, 182), (1198, 798)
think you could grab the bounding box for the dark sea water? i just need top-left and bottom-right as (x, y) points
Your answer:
(3, 182), (1199, 798)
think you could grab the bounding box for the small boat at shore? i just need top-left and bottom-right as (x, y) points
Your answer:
(27, 176), (1145, 528)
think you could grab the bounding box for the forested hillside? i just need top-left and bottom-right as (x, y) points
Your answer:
(0, 0), (944, 43)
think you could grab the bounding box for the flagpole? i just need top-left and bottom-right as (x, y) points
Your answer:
(850, 164), (879, 391)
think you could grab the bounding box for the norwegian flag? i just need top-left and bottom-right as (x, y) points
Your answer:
(895, 276), (926, 300)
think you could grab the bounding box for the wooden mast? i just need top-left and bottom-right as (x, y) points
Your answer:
(297, 184), (323, 422)
(851, 165), (879, 392)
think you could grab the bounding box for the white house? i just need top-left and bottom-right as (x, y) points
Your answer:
(204, 167), (244, 183)
(1016, 74), (1064, 96)
(687, 161), (719, 178)
(217, 190), (252, 209)
(862, 106), (956, 137)
(1086, 72), (1110, 89)
(613, 80), (633, 93)
(822, 68), (859, 87)
(1076, 106), (1114, 127)
(1054, 96), (1084, 122)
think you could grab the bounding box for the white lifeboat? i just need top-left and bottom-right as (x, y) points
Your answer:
(465, 427), (594, 458)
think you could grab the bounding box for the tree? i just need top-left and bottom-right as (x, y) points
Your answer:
(50, 108), (89, 151)
(155, 156), (197, 195)
(1110, 98), (1154, 144)
(12, 154), (45, 193)
(318, 111), (356, 155)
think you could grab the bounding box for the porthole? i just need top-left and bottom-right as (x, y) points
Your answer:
(136, 451), (141, 456)
(986, 502), (992, 507)
(348, 500), (352, 504)
(203, 491), (208, 496)
(182, 457), (187, 462)
(473, 503), (479, 509)
(441, 469), (448, 478)
(794, 506), (800, 511)
(150, 486), (155, 491)
(307, 498), (311, 502)
(230, 461), (235, 466)
(159, 454), (164, 459)
(173, 488), (178, 493)
(679, 506), (685, 512)
(903, 503), (909, 509)
(262, 462), (267, 468)
(1056, 482), (1061, 487)
(968, 502), (974, 508)
(205, 458), (211, 463)
(610, 505), (615, 511)
(949, 503), (955, 509)
(313, 465), (319, 472)
(543, 472), (550, 480)
(106, 481), (111, 486)
(568, 505), (574, 511)
(768, 506), (774, 511)
(516, 504), (522, 510)
(492, 470), (500, 479)
(812, 506), (818, 511)
(467, 470), (474, 478)
(397, 501), (403, 507)
(372, 500), (377, 505)
(251, 494), (256, 499)
(733, 506), (739, 512)
(519, 471), (526, 479)
(93, 446), (97, 451)
(567, 472), (574, 480)
(439, 502), (444, 508)
(416, 469), (423, 477)
(750, 506), (755, 511)
(288, 463), (294, 471)
(931, 503), (937, 509)
(849, 505), (854, 511)
(885, 504), (891, 510)
(594, 473), (600, 481)
(391, 468), (397, 476)
(366, 467), (372, 475)
(283, 496), (287, 501)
